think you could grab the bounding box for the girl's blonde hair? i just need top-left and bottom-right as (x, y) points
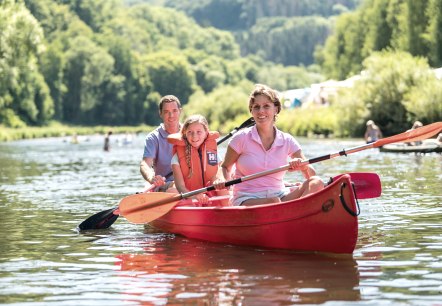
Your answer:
(181, 114), (209, 178)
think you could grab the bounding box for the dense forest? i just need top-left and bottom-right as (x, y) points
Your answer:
(0, 0), (441, 138)
(133, 0), (361, 65)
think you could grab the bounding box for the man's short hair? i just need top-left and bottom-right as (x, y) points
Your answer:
(159, 95), (181, 112)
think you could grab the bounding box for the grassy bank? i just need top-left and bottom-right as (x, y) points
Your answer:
(0, 122), (154, 142)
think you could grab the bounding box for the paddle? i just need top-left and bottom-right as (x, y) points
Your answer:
(77, 184), (156, 231)
(119, 122), (441, 224)
(77, 117), (255, 231)
(330, 172), (381, 199)
(216, 117), (255, 145)
(119, 172), (380, 224)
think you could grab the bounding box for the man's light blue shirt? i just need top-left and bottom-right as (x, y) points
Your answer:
(143, 124), (175, 181)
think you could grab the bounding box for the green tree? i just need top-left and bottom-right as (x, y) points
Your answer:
(320, 0), (441, 80)
(390, 0), (430, 56)
(256, 64), (324, 91)
(320, 12), (366, 79)
(183, 81), (252, 133)
(424, 0), (442, 67)
(62, 36), (114, 124)
(97, 32), (152, 125)
(404, 77), (442, 123)
(336, 51), (436, 135)
(65, 0), (121, 32)
(239, 16), (331, 66)
(127, 4), (240, 59)
(39, 42), (66, 121)
(141, 51), (197, 104)
(0, 0), (53, 127)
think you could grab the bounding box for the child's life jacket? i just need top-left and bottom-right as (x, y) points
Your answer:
(168, 131), (220, 191)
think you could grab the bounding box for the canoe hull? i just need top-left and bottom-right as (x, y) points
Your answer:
(150, 175), (359, 254)
(380, 141), (442, 153)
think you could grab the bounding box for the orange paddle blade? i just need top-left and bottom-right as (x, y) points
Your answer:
(119, 192), (182, 224)
(374, 122), (442, 147)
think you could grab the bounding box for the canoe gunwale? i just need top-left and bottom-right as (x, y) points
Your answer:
(149, 174), (360, 254)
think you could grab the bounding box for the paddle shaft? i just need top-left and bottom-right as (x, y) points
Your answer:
(309, 121), (442, 163)
(123, 121), (442, 215)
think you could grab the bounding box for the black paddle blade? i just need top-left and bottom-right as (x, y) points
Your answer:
(77, 208), (119, 231)
(238, 117), (255, 129)
(217, 117), (255, 145)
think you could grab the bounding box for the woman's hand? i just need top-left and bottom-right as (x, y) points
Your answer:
(194, 193), (209, 206)
(212, 178), (226, 190)
(288, 158), (308, 172)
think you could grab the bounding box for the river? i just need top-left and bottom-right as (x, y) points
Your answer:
(0, 134), (441, 305)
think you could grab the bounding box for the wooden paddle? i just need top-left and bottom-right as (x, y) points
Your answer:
(77, 117), (255, 231)
(119, 121), (441, 224)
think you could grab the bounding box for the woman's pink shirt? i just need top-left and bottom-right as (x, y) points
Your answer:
(228, 126), (301, 193)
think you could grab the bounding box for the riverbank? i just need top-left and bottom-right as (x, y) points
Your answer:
(0, 123), (154, 142)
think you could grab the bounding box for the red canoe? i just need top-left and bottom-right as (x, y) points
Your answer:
(149, 174), (359, 254)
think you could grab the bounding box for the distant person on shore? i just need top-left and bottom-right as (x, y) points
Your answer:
(71, 133), (79, 144)
(123, 132), (133, 145)
(140, 95), (182, 192)
(407, 121), (423, 146)
(103, 131), (112, 151)
(364, 120), (382, 144)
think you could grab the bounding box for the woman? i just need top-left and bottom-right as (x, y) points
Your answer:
(168, 114), (228, 206)
(220, 84), (324, 206)
(407, 121), (423, 145)
(364, 120), (382, 143)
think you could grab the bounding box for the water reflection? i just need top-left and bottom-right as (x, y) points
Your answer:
(115, 227), (360, 305)
(0, 136), (441, 305)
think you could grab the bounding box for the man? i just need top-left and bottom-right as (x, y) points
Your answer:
(140, 95), (182, 191)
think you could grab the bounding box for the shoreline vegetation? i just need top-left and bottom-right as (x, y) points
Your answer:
(0, 123), (154, 142)
(0, 121), (337, 143)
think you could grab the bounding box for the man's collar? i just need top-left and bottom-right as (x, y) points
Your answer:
(159, 123), (181, 137)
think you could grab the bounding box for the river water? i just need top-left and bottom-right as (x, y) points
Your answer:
(0, 134), (441, 305)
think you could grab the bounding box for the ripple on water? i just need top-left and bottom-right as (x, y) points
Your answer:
(1, 137), (441, 305)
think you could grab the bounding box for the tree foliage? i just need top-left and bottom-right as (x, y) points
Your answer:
(140, 0), (361, 66)
(2, 0), (440, 135)
(330, 51), (439, 136)
(0, 0), (52, 127)
(319, 0), (442, 79)
(238, 16), (331, 66)
(1, 0), (323, 128)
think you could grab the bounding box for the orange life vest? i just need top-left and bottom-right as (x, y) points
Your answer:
(168, 131), (220, 191)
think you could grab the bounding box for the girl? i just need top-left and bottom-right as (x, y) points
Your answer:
(168, 114), (228, 206)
